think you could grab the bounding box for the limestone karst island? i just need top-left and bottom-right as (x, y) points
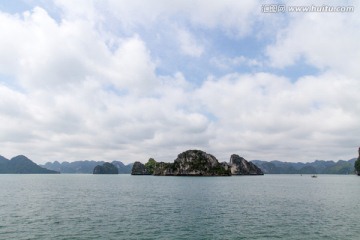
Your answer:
(131, 149), (264, 176)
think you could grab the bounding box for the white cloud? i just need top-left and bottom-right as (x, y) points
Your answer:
(210, 55), (263, 70)
(0, 6), (213, 163)
(177, 28), (204, 57)
(196, 72), (360, 161)
(184, 0), (260, 37)
(0, 1), (359, 164)
(266, 3), (360, 77)
(0, 7), (158, 93)
(0, 7), (105, 89)
(100, 0), (260, 36)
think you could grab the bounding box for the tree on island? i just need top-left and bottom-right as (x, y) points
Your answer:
(355, 147), (360, 176)
(144, 158), (156, 174)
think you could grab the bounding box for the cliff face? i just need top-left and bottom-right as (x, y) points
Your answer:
(93, 162), (118, 174)
(153, 162), (174, 176)
(154, 150), (231, 176)
(230, 154), (264, 175)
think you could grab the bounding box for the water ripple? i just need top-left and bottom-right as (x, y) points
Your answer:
(0, 175), (359, 239)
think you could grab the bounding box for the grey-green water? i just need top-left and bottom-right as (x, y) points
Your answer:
(0, 174), (359, 239)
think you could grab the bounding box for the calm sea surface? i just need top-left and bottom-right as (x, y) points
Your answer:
(0, 174), (359, 239)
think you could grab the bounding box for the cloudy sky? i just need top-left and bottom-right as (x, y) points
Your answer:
(0, 0), (359, 164)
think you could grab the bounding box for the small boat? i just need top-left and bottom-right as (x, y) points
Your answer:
(311, 175), (317, 178)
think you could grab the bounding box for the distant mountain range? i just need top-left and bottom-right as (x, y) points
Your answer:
(44, 157), (354, 175)
(0, 154), (356, 175)
(0, 155), (58, 174)
(252, 158), (356, 174)
(42, 160), (133, 174)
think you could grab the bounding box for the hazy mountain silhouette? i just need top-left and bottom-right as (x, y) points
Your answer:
(252, 158), (356, 174)
(0, 155), (59, 174)
(42, 160), (133, 174)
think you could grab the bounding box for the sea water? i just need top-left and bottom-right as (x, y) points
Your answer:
(0, 174), (359, 239)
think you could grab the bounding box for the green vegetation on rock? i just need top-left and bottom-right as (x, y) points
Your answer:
(144, 158), (157, 174)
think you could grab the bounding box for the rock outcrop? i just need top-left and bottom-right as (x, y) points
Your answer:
(93, 162), (118, 174)
(230, 154), (264, 175)
(154, 150), (231, 176)
(131, 161), (152, 175)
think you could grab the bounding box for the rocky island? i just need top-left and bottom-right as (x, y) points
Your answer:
(131, 150), (264, 176)
(230, 154), (264, 175)
(131, 158), (156, 175)
(153, 150), (232, 176)
(93, 162), (119, 174)
(355, 147), (360, 176)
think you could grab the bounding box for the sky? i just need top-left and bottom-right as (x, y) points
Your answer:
(0, 0), (359, 164)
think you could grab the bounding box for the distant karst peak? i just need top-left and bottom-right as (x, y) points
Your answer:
(131, 150), (264, 176)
